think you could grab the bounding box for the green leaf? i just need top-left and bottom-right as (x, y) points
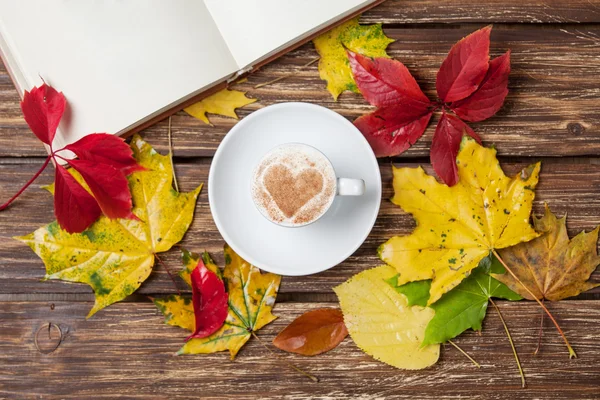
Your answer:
(421, 255), (522, 345)
(386, 276), (431, 307)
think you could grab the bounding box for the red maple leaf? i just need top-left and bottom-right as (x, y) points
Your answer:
(0, 83), (143, 233)
(349, 25), (510, 186)
(186, 259), (229, 340)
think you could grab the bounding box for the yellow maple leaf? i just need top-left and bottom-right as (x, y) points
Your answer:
(184, 88), (257, 125)
(313, 16), (394, 100)
(379, 137), (541, 305)
(334, 265), (439, 370)
(154, 245), (281, 359)
(16, 135), (202, 317)
(495, 204), (600, 301)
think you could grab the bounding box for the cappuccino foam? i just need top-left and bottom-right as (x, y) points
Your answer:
(251, 144), (336, 227)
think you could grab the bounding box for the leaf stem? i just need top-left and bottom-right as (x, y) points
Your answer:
(492, 250), (576, 358)
(0, 155), (52, 211)
(489, 298), (525, 388)
(154, 254), (182, 296)
(534, 300), (545, 356)
(167, 116), (179, 192)
(448, 340), (480, 368)
(253, 57), (320, 89)
(250, 331), (319, 382)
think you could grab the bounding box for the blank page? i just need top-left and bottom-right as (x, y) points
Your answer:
(204, 0), (373, 69)
(0, 0), (238, 150)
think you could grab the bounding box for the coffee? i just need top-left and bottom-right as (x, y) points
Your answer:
(251, 144), (336, 227)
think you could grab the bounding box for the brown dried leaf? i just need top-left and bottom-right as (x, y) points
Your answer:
(495, 204), (600, 301)
(273, 308), (348, 356)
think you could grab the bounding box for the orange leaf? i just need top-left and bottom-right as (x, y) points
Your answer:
(273, 308), (348, 356)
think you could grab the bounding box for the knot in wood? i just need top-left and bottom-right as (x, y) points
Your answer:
(34, 322), (63, 354)
(567, 122), (585, 135)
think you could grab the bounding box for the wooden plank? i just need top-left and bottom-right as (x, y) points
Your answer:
(2, 25), (600, 159)
(363, 0), (600, 24)
(1, 158), (599, 296)
(0, 300), (598, 399)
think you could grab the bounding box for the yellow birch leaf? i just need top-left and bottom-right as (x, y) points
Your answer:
(16, 135), (202, 317)
(313, 16), (394, 100)
(334, 265), (439, 370)
(379, 137), (541, 305)
(495, 204), (600, 301)
(184, 89), (257, 125)
(155, 245), (281, 359)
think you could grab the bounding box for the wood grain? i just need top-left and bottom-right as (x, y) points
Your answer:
(1, 158), (598, 296)
(1, 1), (600, 398)
(0, 300), (598, 399)
(2, 25), (600, 158)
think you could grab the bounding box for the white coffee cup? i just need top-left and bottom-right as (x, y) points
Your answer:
(251, 143), (365, 227)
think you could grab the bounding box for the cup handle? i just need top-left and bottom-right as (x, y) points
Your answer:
(337, 178), (365, 196)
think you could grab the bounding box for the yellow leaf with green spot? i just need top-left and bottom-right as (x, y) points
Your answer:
(313, 16), (393, 100)
(334, 265), (439, 370)
(154, 294), (195, 332)
(16, 135), (202, 317)
(184, 88), (256, 125)
(155, 245), (281, 359)
(379, 137), (541, 305)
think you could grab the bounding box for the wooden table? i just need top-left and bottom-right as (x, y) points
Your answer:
(1, 1), (600, 399)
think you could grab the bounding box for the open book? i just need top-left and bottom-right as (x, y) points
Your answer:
(0, 0), (382, 151)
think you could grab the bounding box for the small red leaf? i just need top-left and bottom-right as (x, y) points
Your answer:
(348, 51), (430, 107)
(20, 84), (66, 145)
(450, 51), (511, 122)
(68, 159), (134, 220)
(436, 26), (491, 102)
(355, 105), (433, 157)
(273, 308), (348, 356)
(431, 112), (481, 186)
(65, 134), (145, 175)
(54, 165), (101, 233)
(186, 259), (228, 340)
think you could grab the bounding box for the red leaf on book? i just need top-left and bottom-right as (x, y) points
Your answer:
(54, 165), (102, 233)
(186, 259), (229, 340)
(348, 51), (430, 107)
(20, 84), (66, 146)
(68, 159), (135, 220)
(431, 112), (481, 186)
(450, 51), (511, 122)
(355, 107), (433, 157)
(65, 134), (145, 175)
(436, 26), (491, 102)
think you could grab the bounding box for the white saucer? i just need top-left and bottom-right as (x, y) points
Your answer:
(208, 102), (381, 276)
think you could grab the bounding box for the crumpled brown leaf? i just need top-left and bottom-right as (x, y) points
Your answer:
(494, 204), (600, 301)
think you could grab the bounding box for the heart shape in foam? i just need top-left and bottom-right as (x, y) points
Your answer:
(263, 164), (324, 218)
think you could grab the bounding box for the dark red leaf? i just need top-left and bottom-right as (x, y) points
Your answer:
(186, 259), (229, 340)
(65, 134), (145, 175)
(348, 51), (430, 108)
(20, 84), (66, 145)
(54, 165), (101, 233)
(436, 26), (491, 102)
(273, 308), (348, 356)
(354, 104), (433, 157)
(431, 112), (481, 186)
(450, 51), (511, 122)
(68, 159), (134, 220)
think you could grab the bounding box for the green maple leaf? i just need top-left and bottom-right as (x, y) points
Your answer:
(387, 256), (522, 345)
(16, 135), (201, 317)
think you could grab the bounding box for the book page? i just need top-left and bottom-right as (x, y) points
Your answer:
(0, 0), (238, 150)
(204, 0), (374, 69)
